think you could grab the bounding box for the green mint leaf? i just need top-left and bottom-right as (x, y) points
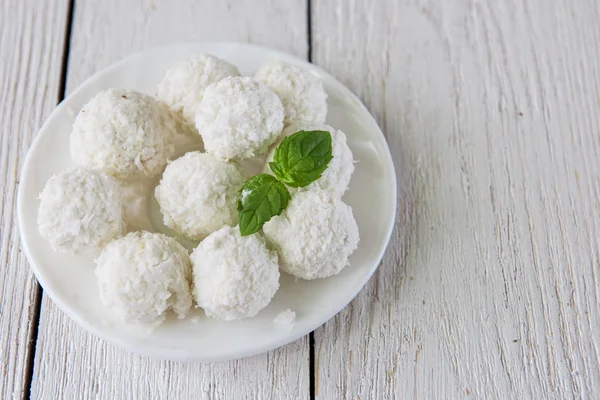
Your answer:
(270, 130), (333, 188)
(238, 174), (291, 236)
(268, 161), (292, 186)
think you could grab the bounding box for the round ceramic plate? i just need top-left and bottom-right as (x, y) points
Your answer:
(18, 42), (397, 361)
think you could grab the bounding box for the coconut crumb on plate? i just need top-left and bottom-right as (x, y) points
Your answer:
(274, 309), (296, 327)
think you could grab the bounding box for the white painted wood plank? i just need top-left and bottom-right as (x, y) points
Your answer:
(313, 0), (600, 398)
(0, 1), (68, 398)
(30, 1), (309, 399)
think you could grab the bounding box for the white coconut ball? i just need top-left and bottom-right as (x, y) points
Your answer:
(264, 122), (354, 196)
(254, 59), (327, 125)
(157, 54), (240, 127)
(37, 167), (126, 256)
(263, 190), (359, 280)
(195, 76), (284, 160)
(191, 226), (280, 320)
(95, 231), (193, 327)
(155, 152), (245, 240)
(70, 89), (175, 179)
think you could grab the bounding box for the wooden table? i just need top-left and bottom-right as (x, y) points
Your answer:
(2, 0), (600, 398)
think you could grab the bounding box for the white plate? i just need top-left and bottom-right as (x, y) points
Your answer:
(18, 42), (397, 361)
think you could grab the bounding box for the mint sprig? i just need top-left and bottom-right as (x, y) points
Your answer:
(269, 130), (333, 188)
(238, 130), (333, 236)
(238, 174), (290, 236)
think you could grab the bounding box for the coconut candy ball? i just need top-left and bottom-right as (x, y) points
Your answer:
(70, 89), (175, 179)
(254, 59), (327, 125)
(195, 76), (284, 160)
(263, 189), (359, 280)
(264, 122), (354, 196)
(157, 54), (240, 128)
(37, 167), (126, 256)
(191, 226), (280, 320)
(155, 152), (245, 240)
(95, 231), (193, 327)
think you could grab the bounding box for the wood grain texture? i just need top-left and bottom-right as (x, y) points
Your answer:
(0, 1), (68, 398)
(313, 0), (600, 398)
(30, 1), (309, 399)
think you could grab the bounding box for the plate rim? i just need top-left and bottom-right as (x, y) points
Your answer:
(17, 41), (398, 361)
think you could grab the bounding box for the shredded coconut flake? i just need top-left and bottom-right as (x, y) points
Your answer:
(240, 188), (251, 202)
(66, 105), (76, 117)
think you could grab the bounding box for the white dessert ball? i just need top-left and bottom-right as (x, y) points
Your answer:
(95, 231), (193, 327)
(157, 54), (240, 126)
(191, 226), (280, 320)
(155, 152), (245, 240)
(254, 59), (327, 125)
(70, 89), (175, 179)
(263, 190), (359, 280)
(195, 76), (284, 160)
(264, 122), (354, 196)
(37, 167), (126, 256)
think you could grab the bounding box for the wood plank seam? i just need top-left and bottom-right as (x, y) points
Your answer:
(306, 2), (316, 400)
(21, 1), (76, 398)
